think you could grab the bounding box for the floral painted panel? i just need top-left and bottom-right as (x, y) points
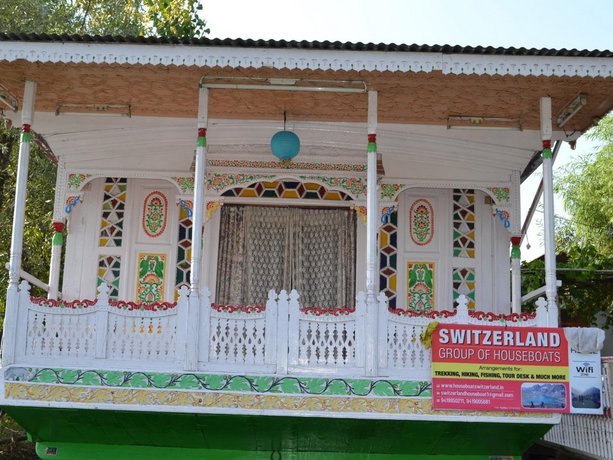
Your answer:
(406, 262), (434, 312)
(142, 191), (168, 238)
(136, 253), (166, 304)
(409, 199), (434, 246)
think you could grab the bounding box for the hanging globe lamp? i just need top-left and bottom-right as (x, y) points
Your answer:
(271, 112), (300, 161)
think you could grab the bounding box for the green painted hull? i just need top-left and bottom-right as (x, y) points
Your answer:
(4, 406), (549, 460)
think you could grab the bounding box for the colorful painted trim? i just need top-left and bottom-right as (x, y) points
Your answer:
(223, 179), (352, 201)
(352, 205), (367, 224)
(67, 173), (92, 191)
(488, 187), (511, 204)
(469, 311), (535, 323)
(5, 368), (430, 398)
(300, 307), (356, 316)
(208, 173), (276, 192)
(541, 139), (553, 159)
(388, 307), (536, 323)
(380, 183), (404, 200)
(211, 304), (265, 314)
(298, 176), (366, 198)
(208, 159), (366, 172)
(205, 201), (223, 221)
(142, 191), (168, 238)
(110, 300), (177, 312)
(3, 381), (547, 419)
(511, 236), (521, 259)
(21, 123), (31, 142)
(172, 176), (194, 194)
(367, 133), (377, 153)
(30, 297), (96, 309)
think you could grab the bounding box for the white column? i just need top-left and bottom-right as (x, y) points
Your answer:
(48, 159), (67, 299)
(3, 81), (36, 366)
(7, 81), (36, 287)
(510, 236), (522, 314)
(190, 85), (209, 294)
(540, 97), (558, 325)
(185, 84), (208, 370)
(365, 90), (379, 376)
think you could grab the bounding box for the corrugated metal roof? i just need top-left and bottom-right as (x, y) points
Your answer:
(0, 32), (611, 57)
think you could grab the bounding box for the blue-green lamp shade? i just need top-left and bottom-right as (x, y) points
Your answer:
(271, 130), (300, 161)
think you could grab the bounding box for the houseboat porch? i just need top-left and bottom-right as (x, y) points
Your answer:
(1, 35), (612, 459)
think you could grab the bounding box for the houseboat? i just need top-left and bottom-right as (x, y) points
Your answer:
(0, 34), (612, 459)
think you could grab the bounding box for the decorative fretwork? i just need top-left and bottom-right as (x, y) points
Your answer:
(452, 267), (476, 309)
(297, 318), (357, 368)
(97, 255), (121, 300)
(222, 180), (352, 201)
(175, 205), (192, 295)
(406, 262), (434, 312)
(452, 189), (476, 258)
(99, 177), (127, 247)
(379, 209), (398, 308)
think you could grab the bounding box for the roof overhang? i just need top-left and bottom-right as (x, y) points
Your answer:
(1, 38), (612, 180)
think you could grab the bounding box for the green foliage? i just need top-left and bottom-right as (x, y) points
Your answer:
(523, 115), (613, 327)
(555, 115), (613, 255)
(0, 0), (208, 37)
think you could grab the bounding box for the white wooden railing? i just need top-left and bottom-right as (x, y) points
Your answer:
(3, 280), (548, 376)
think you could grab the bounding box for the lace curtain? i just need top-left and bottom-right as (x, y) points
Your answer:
(216, 205), (356, 307)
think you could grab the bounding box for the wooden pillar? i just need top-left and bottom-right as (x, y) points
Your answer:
(185, 84), (208, 370)
(8, 81), (36, 287)
(540, 96), (558, 325)
(510, 235), (522, 313)
(3, 80), (36, 366)
(365, 90), (379, 376)
(48, 160), (67, 299)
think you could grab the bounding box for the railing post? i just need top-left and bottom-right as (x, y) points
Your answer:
(455, 294), (470, 324)
(535, 297), (548, 327)
(354, 291), (366, 368)
(377, 291), (388, 370)
(276, 290), (291, 374)
(94, 284), (110, 359)
(364, 294), (379, 377)
(265, 289), (278, 365)
(2, 281), (30, 366)
(175, 286), (190, 367)
(199, 287), (211, 367)
(184, 288), (205, 371)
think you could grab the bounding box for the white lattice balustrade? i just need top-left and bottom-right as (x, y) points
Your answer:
(8, 281), (548, 378)
(288, 290), (365, 374)
(107, 308), (177, 362)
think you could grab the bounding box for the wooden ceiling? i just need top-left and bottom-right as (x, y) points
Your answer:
(1, 60), (612, 133)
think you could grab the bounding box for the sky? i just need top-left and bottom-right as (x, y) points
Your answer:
(205, 0), (612, 261)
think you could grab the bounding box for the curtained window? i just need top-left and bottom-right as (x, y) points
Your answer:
(216, 205), (356, 307)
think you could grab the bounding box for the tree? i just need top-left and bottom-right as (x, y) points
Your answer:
(0, 0), (208, 37)
(522, 115), (613, 327)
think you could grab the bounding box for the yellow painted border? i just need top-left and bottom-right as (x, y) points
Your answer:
(5, 383), (546, 419)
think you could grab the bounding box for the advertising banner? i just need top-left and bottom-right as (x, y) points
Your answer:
(569, 349), (602, 414)
(432, 324), (570, 412)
